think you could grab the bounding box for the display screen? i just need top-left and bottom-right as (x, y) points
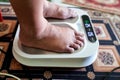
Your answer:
(82, 15), (97, 42)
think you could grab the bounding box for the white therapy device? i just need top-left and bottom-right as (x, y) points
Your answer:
(12, 8), (99, 67)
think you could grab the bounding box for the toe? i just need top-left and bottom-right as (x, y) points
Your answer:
(75, 31), (84, 37)
(65, 46), (75, 53)
(69, 9), (78, 17)
(69, 43), (80, 50)
(75, 40), (84, 47)
(76, 36), (84, 43)
(57, 7), (78, 19)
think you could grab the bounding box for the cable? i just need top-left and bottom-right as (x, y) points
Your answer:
(104, 66), (120, 80)
(0, 72), (21, 80)
(0, 32), (13, 38)
(0, 48), (6, 54)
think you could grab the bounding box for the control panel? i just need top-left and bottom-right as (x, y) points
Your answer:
(82, 15), (97, 42)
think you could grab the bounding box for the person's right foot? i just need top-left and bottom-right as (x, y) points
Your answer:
(19, 19), (84, 53)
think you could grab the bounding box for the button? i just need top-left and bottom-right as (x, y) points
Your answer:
(89, 37), (96, 42)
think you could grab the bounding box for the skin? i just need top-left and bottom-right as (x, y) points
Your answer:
(10, 0), (84, 53)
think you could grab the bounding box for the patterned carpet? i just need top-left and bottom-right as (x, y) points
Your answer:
(0, 4), (120, 80)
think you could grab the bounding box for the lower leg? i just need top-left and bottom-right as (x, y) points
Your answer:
(10, 0), (84, 53)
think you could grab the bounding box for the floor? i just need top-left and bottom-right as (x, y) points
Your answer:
(0, 1), (120, 80)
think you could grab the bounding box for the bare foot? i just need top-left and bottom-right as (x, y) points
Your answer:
(20, 19), (84, 53)
(43, 1), (77, 19)
(19, 1), (84, 53)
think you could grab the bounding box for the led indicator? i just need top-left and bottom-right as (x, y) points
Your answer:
(85, 20), (89, 24)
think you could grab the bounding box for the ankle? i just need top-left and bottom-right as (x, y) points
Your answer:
(19, 18), (49, 40)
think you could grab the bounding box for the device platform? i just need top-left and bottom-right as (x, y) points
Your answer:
(12, 9), (99, 67)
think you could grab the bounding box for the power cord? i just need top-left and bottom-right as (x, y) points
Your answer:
(104, 66), (120, 80)
(0, 32), (13, 38)
(0, 72), (21, 80)
(0, 48), (6, 54)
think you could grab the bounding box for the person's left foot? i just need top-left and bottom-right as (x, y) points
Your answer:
(43, 1), (77, 19)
